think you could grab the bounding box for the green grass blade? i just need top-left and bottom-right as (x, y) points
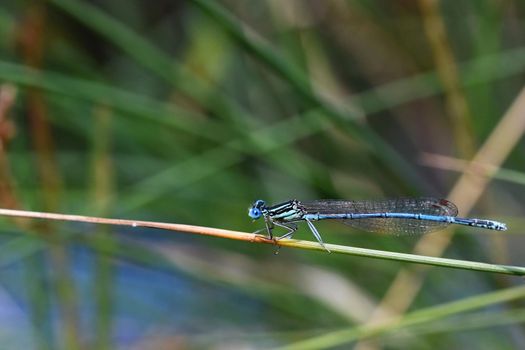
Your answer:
(278, 285), (525, 349)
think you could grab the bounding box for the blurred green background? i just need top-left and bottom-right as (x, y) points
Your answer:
(0, 0), (524, 349)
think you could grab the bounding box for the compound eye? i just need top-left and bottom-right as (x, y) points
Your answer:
(248, 207), (262, 219)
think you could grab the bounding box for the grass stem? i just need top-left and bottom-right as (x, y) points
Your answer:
(0, 208), (523, 276)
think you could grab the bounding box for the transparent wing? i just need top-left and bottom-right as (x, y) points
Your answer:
(301, 197), (458, 235)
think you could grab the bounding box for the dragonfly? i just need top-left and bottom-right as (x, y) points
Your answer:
(248, 197), (507, 252)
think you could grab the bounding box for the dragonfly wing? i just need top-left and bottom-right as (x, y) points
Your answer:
(343, 217), (448, 235)
(302, 197), (458, 235)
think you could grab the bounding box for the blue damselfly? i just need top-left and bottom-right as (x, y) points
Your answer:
(248, 197), (507, 251)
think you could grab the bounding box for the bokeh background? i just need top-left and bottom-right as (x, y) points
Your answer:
(0, 0), (524, 349)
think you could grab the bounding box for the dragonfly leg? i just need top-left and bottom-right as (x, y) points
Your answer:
(305, 218), (330, 253)
(271, 222), (297, 255)
(252, 227), (268, 235)
(252, 217), (275, 239)
(274, 222), (298, 240)
(264, 217), (274, 239)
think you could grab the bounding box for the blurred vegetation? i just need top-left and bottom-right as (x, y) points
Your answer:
(0, 0), (524, 349)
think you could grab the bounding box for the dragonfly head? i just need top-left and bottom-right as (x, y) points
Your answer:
(248, 199), (266, 220)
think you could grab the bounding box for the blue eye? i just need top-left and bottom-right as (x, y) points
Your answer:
(248, 207), (262, 219)
(249, 199), (266, 220)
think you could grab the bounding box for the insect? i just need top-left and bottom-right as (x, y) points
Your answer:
(248, 197), (507, 251)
